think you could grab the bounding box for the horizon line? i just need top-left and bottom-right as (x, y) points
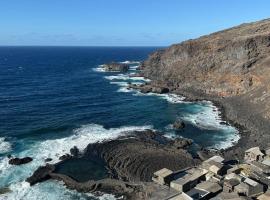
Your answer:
(0, 45), (167, 48)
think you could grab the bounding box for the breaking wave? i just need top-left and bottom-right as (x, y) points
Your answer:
(0, 137), (12, 154)
(0, 124), (152, 200)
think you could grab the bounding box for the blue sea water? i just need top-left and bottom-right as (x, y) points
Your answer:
(0, 47), (239, 200)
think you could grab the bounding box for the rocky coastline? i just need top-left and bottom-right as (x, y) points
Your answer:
(26, 130), (200, 199)
(138, 18), (270, 161)
(128, 82), (253, 160)
(19, 18), (270, 199)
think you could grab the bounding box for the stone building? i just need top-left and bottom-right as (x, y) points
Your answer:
(152, 168), (173, 185)
(234, 177), (264, 197)
(244, 147), (264, 162)
(170, 168), (208, 192)
(223, 179), (240, 193)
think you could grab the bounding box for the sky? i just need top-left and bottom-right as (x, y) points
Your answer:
(0, 0), (269, 46)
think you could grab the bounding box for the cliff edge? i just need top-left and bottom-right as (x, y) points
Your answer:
(142, 18), (270, 156)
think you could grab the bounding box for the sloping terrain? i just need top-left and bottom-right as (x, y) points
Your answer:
(142, 19), (270, 155)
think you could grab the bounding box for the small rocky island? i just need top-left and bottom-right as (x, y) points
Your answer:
(102, 62), (129, 72)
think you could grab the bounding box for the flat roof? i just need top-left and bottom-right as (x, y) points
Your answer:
(244, 177), (258, 187)
(196, 181), (222, 193)
(186, 188), (209, 199)
(154, 168), (173, 178)
(245, 147), (264, 155)
(171, 168), (207, 186)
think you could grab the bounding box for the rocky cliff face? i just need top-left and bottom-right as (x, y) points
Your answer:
(142, 18), (270, 151)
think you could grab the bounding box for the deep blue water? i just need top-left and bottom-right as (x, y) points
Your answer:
(0, 47), (239, 200)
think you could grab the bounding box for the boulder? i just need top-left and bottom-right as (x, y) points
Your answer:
(9, 157), (33, 165)
(173, 120), (186, 130)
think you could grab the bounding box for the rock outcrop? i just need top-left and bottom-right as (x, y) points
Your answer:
(26, 164), (55, 185)
(129, 83), (169, 94)
(173, 119), (186, 130)
(83, 130), (198, 182)
(9, 157), (33, 165)
(26, 130), (198, 199)
(142, 18), (270, 157)
(103, 62), (129, 72)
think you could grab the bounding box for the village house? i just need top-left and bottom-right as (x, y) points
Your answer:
(210, 191), (247, 200)
(234, 177), (264, 197)
(223, 179), (240, 193)
(227, 165), (242, 175)
(152, 168), (174, 185)
(194, 181), (222, 198)
(151, 146), (270, 200)
(201, 156), (227, 176)
(170, 168), (208, 192)
(167, 192), (193, 200)
(244, 147), (264, 162)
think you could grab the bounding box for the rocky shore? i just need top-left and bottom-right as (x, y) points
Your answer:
(26, 130), (200, 199)
(139, 18), (270, 160)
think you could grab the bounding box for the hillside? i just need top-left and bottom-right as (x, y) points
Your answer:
(142, 18), (270, 156)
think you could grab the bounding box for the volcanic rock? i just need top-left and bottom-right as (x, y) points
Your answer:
(83, 130), (198, 182)
(9, 157), (33, 165)
(103, 62), (129, 72)
(173, 120), (186, 129)
(142, 18), (270, 157)
(70, 146), (79, 157)
(59, 154), (72, 161)
(26, 164), (55, 186)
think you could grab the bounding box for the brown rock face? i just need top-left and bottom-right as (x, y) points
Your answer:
(142, 18), (270, 152)
(144, 19), (270, 98)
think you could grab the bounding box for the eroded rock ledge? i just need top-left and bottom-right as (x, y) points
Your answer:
(26, 130), (199, 199)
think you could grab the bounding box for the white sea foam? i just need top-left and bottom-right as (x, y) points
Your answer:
(181, 101), (228, 130)
(0, 124), (151, 200)
(179, 101), (239, 149)
(158, 94), (186, 103)
(129, 65), (139, 71)
(0, 137), (12, 154)
(1, 181), (117, 200)
(93, 65), (106, 72)
(134, 91), (186, 104)
(104, 74), (150, 82)
(119, 61), (140, 64)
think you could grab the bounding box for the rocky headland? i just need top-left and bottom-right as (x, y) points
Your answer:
(26, 130), (199, 199)
(139, 18), (270, 160)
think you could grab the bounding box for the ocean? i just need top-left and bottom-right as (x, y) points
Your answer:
(0, 47), (239, 200)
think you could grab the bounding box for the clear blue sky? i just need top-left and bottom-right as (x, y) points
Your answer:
(0, 0), (269, 46)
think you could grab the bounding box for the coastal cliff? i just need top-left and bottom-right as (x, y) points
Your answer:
(142, 19), (270, 155)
